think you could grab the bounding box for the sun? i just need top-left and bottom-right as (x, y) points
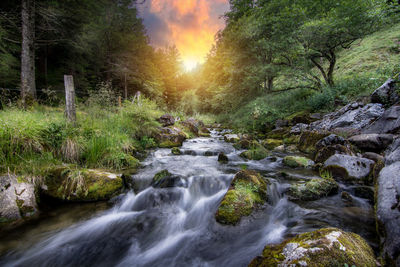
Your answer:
(183, 59), (199, 72)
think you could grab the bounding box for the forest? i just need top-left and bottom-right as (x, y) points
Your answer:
(1, 0), (400, 266)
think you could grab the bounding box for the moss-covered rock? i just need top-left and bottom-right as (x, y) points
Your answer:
(288, 178), (339, 201)
(266, 127), (290, 139)
(233, 139), (252, 150)
(286, 110), (311, 125)
(283, 156), (314, 168)
(240, 143), (270, 160)
(155, 126), (187, 148)
(298, 130), (330, 155)
(224, 134), (240, 143)
(171, 147), (181, 155)
(249, 228), (377, 267)
(314, 144), (352, 163)
(262, 139), (283, 150)
(43, 166), (124, 202)
(215, 170), (268, 225)
(151, 170), (186, 188)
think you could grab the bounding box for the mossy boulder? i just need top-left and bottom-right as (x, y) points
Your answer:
(181, 118), (209, 137)
(249, 228), (377, 267)
(215, 170), (268, 225)
(314, 144), (352, 164)
(43, 166), (124, 202)
(323, 154), (375, 184)
(283, 156), (314, 168)
(266, 127), (290, 139)
(262, 139), (283, 150)
(233, 139), (252, 149)
(0, 175), (38, 224)
(286, 110), (311, 125)
(287, 178), (339, 201)
(151, 170), (186, 188)
(155, 126), (187, 148)
(297, 130), (330, 155)
(171, 147), (181, 155)
(240, 142), (270, 160)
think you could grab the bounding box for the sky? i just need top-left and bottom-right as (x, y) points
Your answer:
(138, 0), (229, 71)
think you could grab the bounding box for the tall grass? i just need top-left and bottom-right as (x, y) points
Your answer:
(0, 98), (163, 175)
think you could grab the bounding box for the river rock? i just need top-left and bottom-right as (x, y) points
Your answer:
(349, 134), (394, 152)
(224, 134), (240, 143)
(315, 134), (346, 150)
(362, 105), (400, 135)
(371, 78), (399, 106)
(155, 126), (187, 148)
(218, 152), (229, 163)
(157, 114), (175, 127)
(376, 161), (400, 266)
(240, 142), (269, 160)
(43, 166), (124, 202)
(288, 178), (338, 201)
(181, 118), (209, 136)
(290, 123), (309, 135)
(215, 170), (268, 225)
(1, 175), (38, 224)
(323, 154), (375, 184)
(311, 102), (385, 135)
(314, 144), (352, 163)
(151, 170), (187, 188)
(249, 228), (377, 266)
(171, 147), (181, 155)
(283, 156), (314, 168)
(297, 130), (330, 155)
(385, 138), (400, 165)
(362, 152), (385, 163)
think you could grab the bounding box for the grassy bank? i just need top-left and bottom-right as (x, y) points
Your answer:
(0, 99), (165, 176)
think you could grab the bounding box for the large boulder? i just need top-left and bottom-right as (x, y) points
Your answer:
(181, 118), (209, 136)
(376, 161), (400, 266)
(287, 178), (338, 201)
(315, 134), (346, 151)
(215, 170), (268, 225)
(43, 166), (124, 202)
(297, 130), (330, 155)
(262, 139), (283, 150)
(323, 154), (375, 184)
(311, 102), (385, 135)
(157, 114), (175, 127)
(249, 228), (377, 267)
(314, 144), (352, 164)
(371, 78), (399, 106)
(155, 127), (187, 148)
(290, 123), (309, 135)
(362, 105), (400, 135)
(0, 175), (38, 224)
(348, 134), (394, 152)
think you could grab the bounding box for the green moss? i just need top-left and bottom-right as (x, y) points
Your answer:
(286, 110), (311, 124)
(153, 170), (171, 185)
(171, 147), (182, 155)
(288, 178), (339, 201)
(283, 156), (312, 168)
(262, 139), (283, 150)
(283, 135), (300, 145)
(240, 142), (270, 160)
(16, 176), (29, 183)
(298, 130), (330, 155)
(215, 170), (268, 225)
(266, 128), (290, 139)
(159, 140), (182, 148)
(250, 228), (377, 266)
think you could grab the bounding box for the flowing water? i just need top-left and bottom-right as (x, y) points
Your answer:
(0, 129), (377, 267)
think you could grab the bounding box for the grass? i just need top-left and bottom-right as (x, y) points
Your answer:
(0, 98), (163, 175)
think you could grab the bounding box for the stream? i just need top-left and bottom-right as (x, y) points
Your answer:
(0, 129), (377, 267)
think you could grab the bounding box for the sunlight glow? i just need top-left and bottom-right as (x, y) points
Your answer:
(183, 59), (199, 72)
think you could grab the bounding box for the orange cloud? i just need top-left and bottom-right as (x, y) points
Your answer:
(140, 0), (229, 65)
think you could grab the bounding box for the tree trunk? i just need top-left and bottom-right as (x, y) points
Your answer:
(21, 0), (36, 106)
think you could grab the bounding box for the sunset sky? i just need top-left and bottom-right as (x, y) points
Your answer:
(138, 0), (229, 70)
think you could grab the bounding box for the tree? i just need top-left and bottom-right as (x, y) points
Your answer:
(298, 0), (378, 86)
(21, 0), (36, 105)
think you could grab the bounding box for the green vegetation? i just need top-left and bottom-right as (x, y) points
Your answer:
(0, 98), (162, 175)
(283, 156), (313, 169)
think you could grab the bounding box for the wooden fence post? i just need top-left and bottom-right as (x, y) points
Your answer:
(118, 96), (122, 108)
(64, 75), (76, 123)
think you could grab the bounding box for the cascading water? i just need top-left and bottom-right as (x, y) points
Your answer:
(0, 129), (377, 267)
